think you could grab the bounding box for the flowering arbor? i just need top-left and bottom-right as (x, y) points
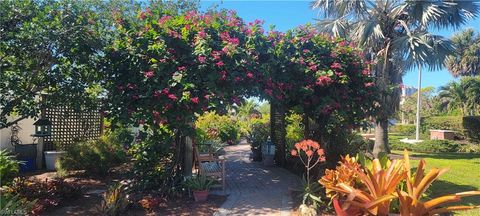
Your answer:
(103, 8), (377, 175)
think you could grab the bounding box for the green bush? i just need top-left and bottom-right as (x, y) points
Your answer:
(422, 116), (463, 136)
(390, 139), (461, 153)
(248, 118), (270, 151)
(59, 134), (127, 176)
(107, 127), (135, 148)
(195, 112), (239, 144)
(390, 124), (416, 135)
(463, 116), (480, 143)
(0, 150), (21, 186)
(286, 113), (304, 150)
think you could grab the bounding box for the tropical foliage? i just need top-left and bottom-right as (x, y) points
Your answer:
(312, 0), (479, 156)
(439, 76), (480, 116)
(0, 0), (118, 129)
(0, 150), (21, 186)
(446, 28), (480, 77)
(319, 151), (480, 215)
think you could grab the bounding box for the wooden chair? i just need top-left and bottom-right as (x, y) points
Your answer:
(194, 145), (226, 191)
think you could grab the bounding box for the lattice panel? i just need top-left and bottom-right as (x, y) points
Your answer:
(44, 106), (102, 150)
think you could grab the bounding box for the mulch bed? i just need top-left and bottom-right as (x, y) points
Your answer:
(24, 163), (227, 216)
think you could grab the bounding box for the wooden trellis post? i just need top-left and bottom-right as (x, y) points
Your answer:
(270, 102), (286, 166)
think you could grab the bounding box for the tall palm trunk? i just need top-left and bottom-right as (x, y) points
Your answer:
(373, 118), (390, 156)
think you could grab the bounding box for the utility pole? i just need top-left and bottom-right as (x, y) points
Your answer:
(415, 65), (422, 141)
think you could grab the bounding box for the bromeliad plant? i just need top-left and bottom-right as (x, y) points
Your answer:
(319, 151), (480, 216)
(291, 139), (326, 209)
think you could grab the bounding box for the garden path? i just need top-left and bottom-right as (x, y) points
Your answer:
(212, 139), (300, 216)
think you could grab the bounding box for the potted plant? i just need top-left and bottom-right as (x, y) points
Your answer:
(185, 175), (214, 202)
(248, 121), (269, 162)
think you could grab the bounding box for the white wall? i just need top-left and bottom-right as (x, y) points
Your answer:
(0, 117), (36, 151)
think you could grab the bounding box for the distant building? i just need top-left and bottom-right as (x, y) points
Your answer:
(400, 85), (417, 105)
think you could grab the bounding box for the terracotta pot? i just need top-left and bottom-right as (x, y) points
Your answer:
(193, 190), (209, 202)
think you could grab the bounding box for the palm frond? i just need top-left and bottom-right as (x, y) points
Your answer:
(316, 18), (350, 38)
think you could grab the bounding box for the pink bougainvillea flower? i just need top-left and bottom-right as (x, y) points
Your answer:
(197, 55), (206, 63)
(153, 90), (161, 98)
(164, 104), (172, 110)
(138, 119), (145, 125)
(303, 49), (310, 53)
(152, 110), (160, 118)
(216, 61), (225, 67)
(309, 65), (318, 71)
(264, 89), (273, 96)
(191, 97), (199, 104)
(362, 69), (371, 75)
(229, 37), (240, 45)
(167, 94), (178, 101)
(219, 71), (227, 80)
(117, 85), (124, 90)
(158, 15), (172, 25)
(246, 72), (254, 79)
(365, 82), (375, 87)
(185, 24), (190, 30)
(198, 30), (206, 38)
(144, 71), (154, 78)
(338, 41), (347, 46)
(316, 76), (333, 86)
(177, 66), (186, 71)
(331, 62), (342, 69)
(127, 83), (136, 90)
(234, 76), (242, 82)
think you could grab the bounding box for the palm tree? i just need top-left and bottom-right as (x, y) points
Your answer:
(312, 0), (479, 156)
(438, 77), (480, 116)
(446, 28), (480, 77)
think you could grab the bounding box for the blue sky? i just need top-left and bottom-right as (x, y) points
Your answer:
(200, 0), (480, 89)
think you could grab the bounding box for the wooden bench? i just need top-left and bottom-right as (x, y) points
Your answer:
(194, 146), (225, 191)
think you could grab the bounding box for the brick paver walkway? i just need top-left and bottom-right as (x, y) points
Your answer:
(212, 140), (300, 216)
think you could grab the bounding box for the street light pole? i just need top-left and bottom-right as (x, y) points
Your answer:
(415, 64), (422, 141)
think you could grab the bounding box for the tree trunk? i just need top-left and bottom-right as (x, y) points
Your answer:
(373, 118), (390, 157)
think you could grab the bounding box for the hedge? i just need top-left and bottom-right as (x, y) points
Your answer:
(463, 116), (480, 143)
(422, 116), (463, 134)
(390, 124), (416, 135)
(390, 139), (461, 153)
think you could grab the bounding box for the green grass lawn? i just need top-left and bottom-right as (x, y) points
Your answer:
(391, 150), (480, 215)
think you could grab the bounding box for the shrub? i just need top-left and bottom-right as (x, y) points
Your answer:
(389, 124), (416, 135)
(5, 177), (81, 214)
(0, 193), (36, 216)
(286, 113), (304, 150)
(247, 118), (270, 152)
(0, 150), (21, 186)
(422, 116), (463, 136)
(59, 135), (127, 176)
(390, 139), (461, 153)
(195, 112), (240, 144)
(463, 116), (480, 143)
(107, 126), (135, 148)
(129, 131), (177, 191)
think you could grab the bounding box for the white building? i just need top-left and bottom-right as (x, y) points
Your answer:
(0, 116), (36, 151)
